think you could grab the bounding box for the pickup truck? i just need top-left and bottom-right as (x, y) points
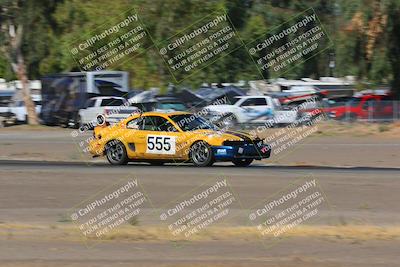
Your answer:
(0, 95), (42, 124)
(78, 96), (139, 129)
(203, 95), (298, 127)
(0, 112), (16, 127)
(300, 94), (396, 121)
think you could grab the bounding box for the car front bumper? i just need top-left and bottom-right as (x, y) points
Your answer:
(212, 143), (271, 161)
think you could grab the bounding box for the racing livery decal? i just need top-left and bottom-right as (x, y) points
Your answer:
(146, 135), (176, 155)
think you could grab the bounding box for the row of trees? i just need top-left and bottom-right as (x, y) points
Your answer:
(1, 0), (400, 123)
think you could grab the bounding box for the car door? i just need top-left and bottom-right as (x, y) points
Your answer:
(360, 98), (378, 119)
(81, 99), (97, 124)
(124, 116), (145, 158)
(135, 115), (182, 159)
(240, 97), (272, 122)
(377, 96), (394, 119)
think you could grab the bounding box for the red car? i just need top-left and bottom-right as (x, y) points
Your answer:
(300, 94), (396, 121)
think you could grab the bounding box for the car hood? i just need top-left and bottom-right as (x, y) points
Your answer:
(191, 129), (254, 141)
(205, 104), (240, 111)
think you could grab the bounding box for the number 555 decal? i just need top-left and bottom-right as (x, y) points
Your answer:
(146, 135), (176, 155)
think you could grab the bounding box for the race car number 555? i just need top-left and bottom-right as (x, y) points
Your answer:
(146, 135), (176, 155)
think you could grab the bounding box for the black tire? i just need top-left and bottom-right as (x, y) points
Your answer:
(189, 141), (214, 167)
(78, 116), (86, 132)
(72, 114), (80, 129)
(232, 158), (253, 167)
(105, 140), (129, 165)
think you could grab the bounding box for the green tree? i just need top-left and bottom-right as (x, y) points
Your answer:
(1, 0), (38, 124)
(386, 0), (400, 99)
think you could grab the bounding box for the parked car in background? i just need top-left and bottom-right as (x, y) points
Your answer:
(78, 96), (139, 129)
(129, 95), (188, 113)
(0, 90), (14, 108)
(41, 71), (129, 127)
(177, 85), (246, 108)
(300, 93), (396, 121)
(153, 96), (188, 112)
(0, 94), (41, 124)
(203, 95), (298, 127)
(10, 95), (42, 123)
(0, 91), (15, 125)
(268, 85), (325, 106)
(0, 112), (16, 127)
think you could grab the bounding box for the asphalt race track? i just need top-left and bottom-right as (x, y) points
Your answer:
(1, 160), (400, 224)
(1, 160), (400, 267)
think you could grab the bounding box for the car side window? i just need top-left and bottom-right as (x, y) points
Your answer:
(143, 116), (158, 131)
(126, 117), (144, 130)
(161, 119), (178, 132)
(101, 98), (125, 106)
(240, 98), (267, 106)
(142, 116), (178, 132)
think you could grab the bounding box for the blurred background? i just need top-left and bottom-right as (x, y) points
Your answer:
(0, 0), (399, 127)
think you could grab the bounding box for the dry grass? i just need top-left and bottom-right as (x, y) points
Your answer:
(310, 121), (400, 137)
(1, 223), (400, 242)
(254, 121), (400, 139)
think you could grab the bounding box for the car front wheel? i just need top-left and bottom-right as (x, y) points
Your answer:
(189, 141), (214, 167)
(106, 140), (129, 165)
(232, 158), (253, 167)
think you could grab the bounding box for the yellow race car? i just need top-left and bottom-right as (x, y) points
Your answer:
(88, 111), (271, 167)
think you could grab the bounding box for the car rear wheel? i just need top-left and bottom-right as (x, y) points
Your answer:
(106, 140), (128, 165)
(232, 158), (253, 167)
(72, 114), (80, 129)
(190, 141), (214, 167)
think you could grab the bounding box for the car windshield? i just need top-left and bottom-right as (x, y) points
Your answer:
(232, 98), (242, 105)
(158, 102), (187, 111)
(170, 114), (219, 131)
